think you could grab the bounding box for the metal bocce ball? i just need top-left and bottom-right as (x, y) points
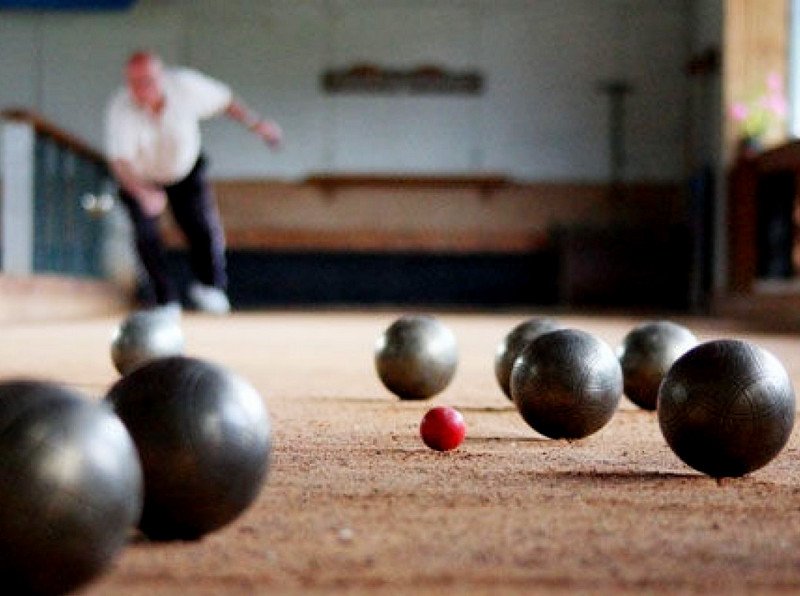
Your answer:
(110, 309), (185, 375)
(494, 317), (561, 400)
(510, 329), (623, 440)
(105, 356), (271, 541)
(0, 380), (143, 596)
(658, 339), (795, 478)
(375, 315), (458, 400)
(617, 321), (698, 410)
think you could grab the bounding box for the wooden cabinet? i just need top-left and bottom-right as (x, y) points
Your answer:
(727, 141), (800, 292)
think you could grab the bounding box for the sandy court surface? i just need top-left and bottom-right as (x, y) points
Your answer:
(1, 310), (800, 595)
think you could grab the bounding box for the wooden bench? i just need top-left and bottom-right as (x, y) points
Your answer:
(161, 173), (555, 254)
(162, 226), (551, 254)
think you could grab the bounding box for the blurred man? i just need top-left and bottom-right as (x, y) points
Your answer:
(106, 51), (281, 314)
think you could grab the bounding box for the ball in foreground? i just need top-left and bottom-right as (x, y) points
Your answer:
(0, 381), (143, 595)
(494, 317), (561, 400)
(106, 356), (271, 540)
(111, 309), (185, 375)
(420, 406), (467, 451)
(617, 320), (698, 410)
(375, 315), (458, 400)
(658, 340), (795, 478)
(511, 329), (623, 440)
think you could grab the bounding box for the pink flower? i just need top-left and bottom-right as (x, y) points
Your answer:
(731, 72), (787, 141)
(767, 71), (784, 93)
(764, 94), (787, 118)
(731, 102), (749, 122)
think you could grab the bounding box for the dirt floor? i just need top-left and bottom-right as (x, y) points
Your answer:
(3, 310), (800, 595)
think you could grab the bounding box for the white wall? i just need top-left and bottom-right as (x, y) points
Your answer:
(0, 0), (694, 182)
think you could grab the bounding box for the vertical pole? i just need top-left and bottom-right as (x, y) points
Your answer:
(789, 0), (800, 136)
(596, 80), (632, 192)
(1, 122), (35, 275)
(609, 90), (625, 186)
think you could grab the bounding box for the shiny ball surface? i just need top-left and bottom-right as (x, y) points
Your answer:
(658, 340), (795, 478)
(511, 329), (622, 440)
(375, 315), (458, 400)
(0, 381), (143, 595)
(106, 356), (271, 541)
(110, 309), (185, 375)
(617, 321), (698, 410)
(494, 317), (561, 400)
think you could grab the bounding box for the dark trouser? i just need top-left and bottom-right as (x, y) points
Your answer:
(120, 155), (226, 305)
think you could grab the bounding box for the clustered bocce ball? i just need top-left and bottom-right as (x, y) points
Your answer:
(617, 320), (698, 410)
(511, 329), (623, 440)
(106, 356), (272, 541)
(494, 317), (561, 400)
(375, 315), (458, 400)
(0, 380), (142, 595)
(658, 339), (795, 478)
(110, 308), (185, 375)
(420, 406), (467, 451)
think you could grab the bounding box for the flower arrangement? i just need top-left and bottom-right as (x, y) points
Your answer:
(730, 72), (787, 146)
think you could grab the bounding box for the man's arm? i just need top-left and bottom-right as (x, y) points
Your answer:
(224, 98), (283, 148)
(109, 159), (167, 217)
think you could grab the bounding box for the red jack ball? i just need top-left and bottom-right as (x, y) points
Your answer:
(420, 406), (466, 451)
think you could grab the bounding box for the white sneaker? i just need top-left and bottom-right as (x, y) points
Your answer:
(188, 283), (231, 315)
(148, 302), (182, 321)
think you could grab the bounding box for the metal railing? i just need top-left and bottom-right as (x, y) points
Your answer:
(1, 108), (115, 278)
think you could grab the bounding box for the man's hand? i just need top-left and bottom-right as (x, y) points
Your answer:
(225, 100), (283, 149)
(137, 187), (168, 217)
(251, 119), (283, 149)
(110, 159), (167, 217)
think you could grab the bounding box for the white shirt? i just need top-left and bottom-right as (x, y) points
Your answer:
(105, 68), (232, 184)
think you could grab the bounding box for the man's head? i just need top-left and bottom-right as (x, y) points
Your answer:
(125, 51), (164, 110)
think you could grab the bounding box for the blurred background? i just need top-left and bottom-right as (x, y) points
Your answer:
(0, 1), (794, 320)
